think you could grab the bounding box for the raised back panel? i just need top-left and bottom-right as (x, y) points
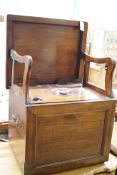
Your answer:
(6, 15), (88, 88)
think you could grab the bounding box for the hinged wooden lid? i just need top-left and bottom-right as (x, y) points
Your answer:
(6, 14), (88, 88)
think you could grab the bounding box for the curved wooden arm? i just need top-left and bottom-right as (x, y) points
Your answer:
(10, 49), (33, 104)
(82, 52), (116, 97)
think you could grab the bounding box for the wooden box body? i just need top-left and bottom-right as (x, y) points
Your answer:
(9, 86), (115, 175)
(7, 15), (116, 175)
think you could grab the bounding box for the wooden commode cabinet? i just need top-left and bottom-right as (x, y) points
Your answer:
(6, 15), (116, 175)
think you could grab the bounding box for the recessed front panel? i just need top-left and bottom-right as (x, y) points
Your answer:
(34, 111), (105, 166)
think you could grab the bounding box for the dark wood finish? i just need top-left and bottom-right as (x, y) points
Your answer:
(0, 122), (8, 131)
(113, 90), (117, 119)
(9, 86), (116, 175)
(111, 144), (117, 156)
(82, 52), (116, 97)
(9, 86), (26, 172)
(11, 82), (111, 105)
(116, 110), (117, 118)
(7, 15), (116, 175)
(10, 50), (33, 103)
(115, 104), (117, 119)
(6, 15), (88, 88)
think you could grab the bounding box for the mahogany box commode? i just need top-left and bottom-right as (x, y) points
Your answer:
(6, 15), (116, 175)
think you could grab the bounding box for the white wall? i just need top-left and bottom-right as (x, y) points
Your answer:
(0, 20), (8, 121)
(75, 0), (117, 57)
(2, 0), (76, 19)
(75, 0), (117, 29)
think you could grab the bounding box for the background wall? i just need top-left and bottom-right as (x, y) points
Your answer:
(75, 0), (117, 57)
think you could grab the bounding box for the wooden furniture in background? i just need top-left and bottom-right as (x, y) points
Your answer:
(111, 122), (117, 157)
(0, 122), (8, 132)
(6, 15), (116, 175)
(113, 89), (117, 120)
